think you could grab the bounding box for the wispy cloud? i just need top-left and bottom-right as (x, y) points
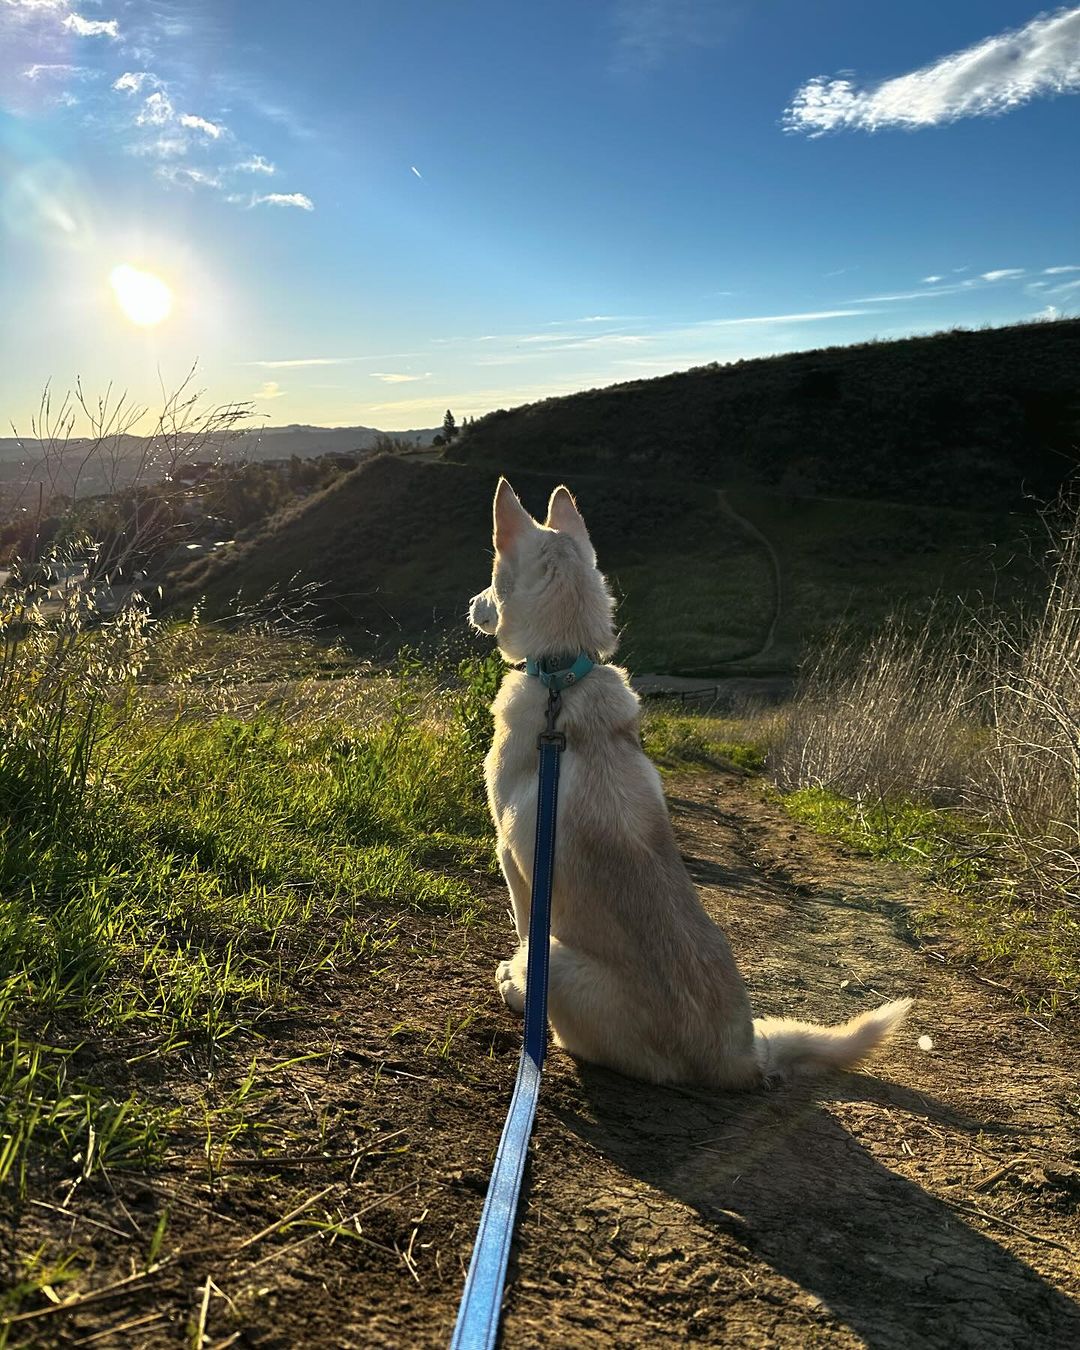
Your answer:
(63, 12), (118, 39)
(410, 165), (423, 179)
(250, 192), (314, 211)
(7, 6), (313, 216)
(257, 381), (285, 400)
(22, 62), (93, 80)
(785, 7), (1080, 135)
(179, 113), (225, 140)
(849, 282), (975, 303)
(609, 0), (733, 75)
(156, 164), (221, 190)
(236, 154), (276, 175)
(702, 309), (866, 327)
(921, 275), (944, 284)
(981, 268), (1025, 281)
(1045, 264), (1080, 274)
(135, 90), (173, 126)
(247, 357), (360, 369)
(370, 372), (431, 384)
(113, 71), (155, 94)
(245, 353), (422, 369)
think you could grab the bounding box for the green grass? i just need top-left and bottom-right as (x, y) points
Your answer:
(781, 786), (1080, 1009)
(0, 635), (499, 1201)
(724, 487), (1039, 670)
(641, 710), (767, 773)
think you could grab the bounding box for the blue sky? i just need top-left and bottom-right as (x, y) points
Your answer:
(2, 1), (1079, 431)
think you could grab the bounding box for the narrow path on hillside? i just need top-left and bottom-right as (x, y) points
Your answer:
(715, 488), (783, 664)
(12, 771), (1079, 1347)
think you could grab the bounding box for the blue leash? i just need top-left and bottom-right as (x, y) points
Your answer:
(450, 689), (565, 1350)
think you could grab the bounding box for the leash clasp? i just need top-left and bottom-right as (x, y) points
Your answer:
(537, 689), (565, 750)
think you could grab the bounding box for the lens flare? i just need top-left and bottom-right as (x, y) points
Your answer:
(109, 264), (173, 326)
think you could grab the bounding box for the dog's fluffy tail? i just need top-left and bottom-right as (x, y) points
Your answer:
(753, 997), (912, 1079)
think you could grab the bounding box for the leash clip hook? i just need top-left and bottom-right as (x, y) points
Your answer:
(537, 689), (565, 750)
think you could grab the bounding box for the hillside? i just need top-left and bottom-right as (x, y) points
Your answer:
(164, 454), (1038, 673)
(453, 319), (1080, 510)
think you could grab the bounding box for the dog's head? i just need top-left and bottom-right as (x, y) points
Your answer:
(469, 479), (616, 664)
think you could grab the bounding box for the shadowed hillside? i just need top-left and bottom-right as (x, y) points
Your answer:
(454, 319), (1080, 509)
(165, 455), (1037, 672)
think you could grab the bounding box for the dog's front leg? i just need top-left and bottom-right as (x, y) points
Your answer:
(496, 949), (526, 1014)
(497, 840), (531, 940)
(495, 841), (531, 1014)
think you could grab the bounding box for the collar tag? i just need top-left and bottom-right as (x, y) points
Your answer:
(524, 652), (595, 693)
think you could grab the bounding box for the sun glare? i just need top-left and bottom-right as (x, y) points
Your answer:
(109, 264), (173, 326)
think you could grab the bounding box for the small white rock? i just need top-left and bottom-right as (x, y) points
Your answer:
(917, 1034), (934, 1052)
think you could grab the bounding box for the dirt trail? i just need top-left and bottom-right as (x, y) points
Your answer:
(714, 489), (783, 663)
(500, 778), (1080, 1348)
(8, 771), (1079, 1347)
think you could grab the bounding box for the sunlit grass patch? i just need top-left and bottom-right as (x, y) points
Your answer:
(780, 786), (1079, 1009)
(641, 709), (767, 773)
(0, 610), (498, 1202)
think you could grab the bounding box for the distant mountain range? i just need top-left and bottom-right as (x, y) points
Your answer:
(0, 422), (438, 467)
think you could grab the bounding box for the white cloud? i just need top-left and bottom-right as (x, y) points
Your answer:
(410, 165), (423, 179)
(981, 268), (1025, 281)
(703, 309), (866, 327)
(22, 63), (91, 80)
(156, 165), (221, 189)
(112, 71), (157, 94)
(63, 12), (119, 38)
(179, 113), (226, 139)
(136, 90), (174, 126)
(921, 275), (944, 284)
(246, 354), (420, 368)
(1045, 264), (1080, 274)
(785, 7), (1080, 135)
(130, 134), (188, 159)
(370, 372), (431, 383)
(257, 381), (285, 400)
(532, 334), (650, 352)
(251, 192), (314, 211)
(849, 282), (975, 303)
(236, 154), (275, 175)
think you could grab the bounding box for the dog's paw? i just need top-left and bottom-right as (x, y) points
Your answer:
(496, 960), (525, 1014)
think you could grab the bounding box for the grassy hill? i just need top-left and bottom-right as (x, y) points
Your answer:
(453, 319), (1080, 511)
(165, 320), (1078, 671)
(165, 455), (1038, 673)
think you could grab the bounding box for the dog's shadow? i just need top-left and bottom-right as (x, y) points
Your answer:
(554, 1064), (1080, 1348)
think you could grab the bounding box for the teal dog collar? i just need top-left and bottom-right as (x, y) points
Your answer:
(524, 652), (595, 692)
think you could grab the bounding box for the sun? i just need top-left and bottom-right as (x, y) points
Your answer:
(109, 264), (173, 326)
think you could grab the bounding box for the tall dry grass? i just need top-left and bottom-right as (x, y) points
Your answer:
(771, 604), (987, 805)
(987, 500), (1080, 904)
(771, 497), (1080, 993)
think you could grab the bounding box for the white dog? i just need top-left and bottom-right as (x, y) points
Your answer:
(470, 479), (911, 1088)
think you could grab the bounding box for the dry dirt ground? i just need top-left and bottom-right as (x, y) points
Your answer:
(5, 770), (1079, 1348)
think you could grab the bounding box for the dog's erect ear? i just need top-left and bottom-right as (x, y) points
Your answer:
(493, 478), (532, 554)
(545, 486), (592, 554)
